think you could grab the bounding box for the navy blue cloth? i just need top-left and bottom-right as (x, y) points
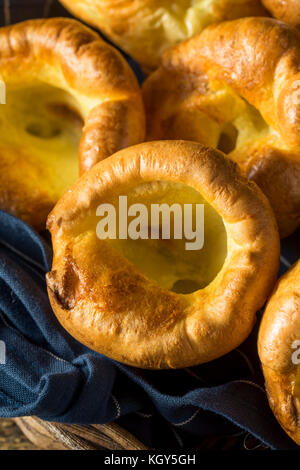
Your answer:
(0, 0), (300, 451)
(0, 211), (299, 450)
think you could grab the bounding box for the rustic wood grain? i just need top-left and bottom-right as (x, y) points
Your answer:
(0, 418), (40, 450)
(15, 417), (148, 450)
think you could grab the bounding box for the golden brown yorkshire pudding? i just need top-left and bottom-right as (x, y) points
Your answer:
(59, 0), (266, 72)
(258, 260), (300, 446)
(262, 0), (300, 28)
(46, 141), (280, 369)
(143, 17), (300, 238)
(0, 18), (144, 230)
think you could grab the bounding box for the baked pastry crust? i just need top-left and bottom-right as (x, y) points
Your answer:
(59, 0), (266, 72)
(258, 260), (300, 446)
(143, 18), (300, 237)
(262, 0), (300, 28)
(0, 18), (144, 230)
(47, 140), (280, 369)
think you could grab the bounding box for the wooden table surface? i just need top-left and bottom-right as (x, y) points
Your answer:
(0, 418), (40, 450)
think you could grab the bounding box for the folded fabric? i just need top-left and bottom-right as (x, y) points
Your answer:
(0, 210), (299, 450)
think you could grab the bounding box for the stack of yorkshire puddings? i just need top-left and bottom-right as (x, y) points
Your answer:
(0, 0), (300, 446)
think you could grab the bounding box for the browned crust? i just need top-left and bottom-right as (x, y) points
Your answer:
(142, 17), (300, 237)
(0, 18), (145, 229)
(79, 99), (144, 174)
(258, 261), (300, 445)
(59, 0), (267, 72)
(47, 140), (280, 369)
(240, 146), (300, 238)
(262, 0), (300, 28)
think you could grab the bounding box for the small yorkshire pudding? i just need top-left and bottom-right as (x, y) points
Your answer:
(46, 141), (279, 369)
(0, 18), (144, 230)
(262, 0), (300, 28)
(258, 260), (300, 446)
(143, 17), (300, 238)
(59, 0), (266, 72)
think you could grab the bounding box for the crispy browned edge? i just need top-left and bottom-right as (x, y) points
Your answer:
(258, 260), (300, 446)
(263, 0), (300, 27)
(0, 18), (145, 229)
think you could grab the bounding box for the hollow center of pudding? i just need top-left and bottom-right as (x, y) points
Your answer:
(0, 83), (83, 199)
(210, 83), (272, 158)
(104, 181), (227, 294)
(160, 80), (273, 160)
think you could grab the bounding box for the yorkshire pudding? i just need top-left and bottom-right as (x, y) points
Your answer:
(0, 18), (144, 230)
(262, 0), (300, 28)
(143, 17), (300, 238)
(258, 260), (300, 446)
(59, 0), (266, 72)
(46, 141), (279, 369)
